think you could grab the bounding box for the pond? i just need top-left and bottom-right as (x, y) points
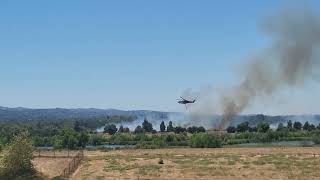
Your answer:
(85, 144), (136, 150)
(36, 144), (136, 150)
(237, 140), (315, 147)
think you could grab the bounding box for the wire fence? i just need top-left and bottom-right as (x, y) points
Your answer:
(61, 150), (84, 178)
(34, 149), (79, 158)
(34, 149), (84, 178)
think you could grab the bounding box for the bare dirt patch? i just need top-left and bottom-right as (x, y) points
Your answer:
(72, 147), (320, 180)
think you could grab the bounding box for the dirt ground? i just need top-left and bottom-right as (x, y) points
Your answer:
(71, 147), (320, 180)
(33, 157), (73, 178)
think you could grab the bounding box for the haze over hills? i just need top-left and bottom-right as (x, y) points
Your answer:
(1, 106), (320, 130)
(0, 106), (169, 121)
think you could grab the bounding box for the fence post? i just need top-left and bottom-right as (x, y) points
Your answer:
(58, 150), (85, 178)
(38, 149), (40, 157)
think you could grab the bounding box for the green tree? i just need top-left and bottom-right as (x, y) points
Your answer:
(118, 125), (124, 133)
(197, 126), (206, 133)
(53, 136), (63, 149)
(167, 121), (174, 132)
(237, 122), (249, 132)
(257, 122), (270, 133)
(309, 124), (316, 131)
(73, 120), (81, 132)
(89, 134), (104, 146)
(187, 126), (197, 134)
(142, 119), (153, 132)
(303, 121), (310, 131)
(277, 123), (285, 131)
(78, 132), (89, 148)
(104, 124), (118, 135)
(287, 120), (293, 130)
(160, 121), (166, 132)
(123, 127), (130, 133)
(293, 122), (302, 131)
(0, 132), (36, 179)
(60, 128), (79, 149)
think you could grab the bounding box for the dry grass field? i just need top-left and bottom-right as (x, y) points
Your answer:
(32, 150), (79, 179)
(33, 157), (72, 178)
(70, 147), (320, 180)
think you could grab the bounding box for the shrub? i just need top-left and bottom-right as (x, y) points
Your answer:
(197, 126), (206, 133)
(174, 126), (187, 134)
(165, 134), (176, 142)
(108, 133), (135, 144)
(0, 132), (36, 179)
(158, 159), (164, 164)
(134, 133), (151, 141)
(134, 125), (145, 134)
(88, 134), (105, 146)
(187, 126), (206, 134)
(189, 133), (222, 148)
(136, 138), (165, 149)
(312, 131), (320, 144)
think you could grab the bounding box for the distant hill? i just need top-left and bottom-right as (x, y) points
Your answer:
(0, 106), (169, 121)
(0, 106), (319, 129)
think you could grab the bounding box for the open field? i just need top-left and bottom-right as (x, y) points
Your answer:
(71, 147), (320, 180)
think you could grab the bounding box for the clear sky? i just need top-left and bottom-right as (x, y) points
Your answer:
(1, 1), (320, 114)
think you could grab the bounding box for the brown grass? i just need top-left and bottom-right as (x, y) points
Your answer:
(33, 157), (73, 178)
(70, 147), (320, 180)
(32, 150), (80, 179)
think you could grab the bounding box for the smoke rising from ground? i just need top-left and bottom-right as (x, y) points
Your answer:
(187, 6), (320, 129)
(218, 7), (320, 128)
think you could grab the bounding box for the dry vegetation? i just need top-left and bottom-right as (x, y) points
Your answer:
(69, 147), (320, 180)
(32, 150), (79, 179)
(33, 157), (72, 178)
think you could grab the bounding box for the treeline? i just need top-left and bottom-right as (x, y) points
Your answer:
(104, 119), (206, 135)
(223, 120), (320, 145)
(102, 119), (220, 148)
(227, 120), (320, 133)
(0, 115), (136, 149)
(2, 116), (320, 150)
(103, 132), (222, 149)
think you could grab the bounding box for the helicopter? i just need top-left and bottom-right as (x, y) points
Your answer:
(177, 96), (196, 109)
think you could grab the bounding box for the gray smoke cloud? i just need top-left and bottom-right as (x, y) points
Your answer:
(217, 6), (320, 129)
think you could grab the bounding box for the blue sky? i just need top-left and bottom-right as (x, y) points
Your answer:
(1, 1), (320, 114)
